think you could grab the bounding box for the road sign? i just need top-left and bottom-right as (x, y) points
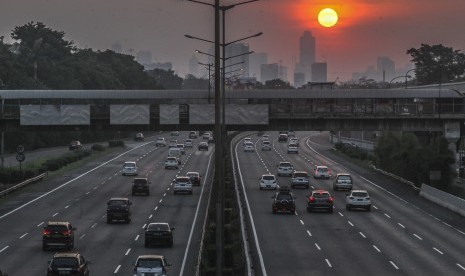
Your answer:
(17, 145), (24, 153)
(16, 153), (25, 162)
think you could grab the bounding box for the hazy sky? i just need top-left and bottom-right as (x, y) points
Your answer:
(1, 0), (465, 81)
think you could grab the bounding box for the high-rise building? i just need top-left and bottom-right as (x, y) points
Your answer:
(249, 52), (268, 81)
(188, 55), (200, 78)
(136, 50), (152, 66)
(377, 56), (395, 82)
(261, 63), (279, 82)
(294, 72), (305, 88)
(225, 43), (250, 77)
(299, 31), (316, 81)
(312, 62), (327, 82)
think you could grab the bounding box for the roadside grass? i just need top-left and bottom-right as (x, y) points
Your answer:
(330, 148), (373, 170)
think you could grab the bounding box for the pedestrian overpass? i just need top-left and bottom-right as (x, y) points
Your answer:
(0, 89), (463, 133)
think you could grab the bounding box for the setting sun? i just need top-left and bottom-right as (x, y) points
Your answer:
(318, 8), (338, 27)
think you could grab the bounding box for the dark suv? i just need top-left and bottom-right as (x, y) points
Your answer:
(186, 171), (201, 186)
(307, 190), (334, 213)
(132, 178), (150, 196)
(272, 186), (296, 214)
(47, 252), (90, 276)
(144, 222), (175, 247)
(107, 198), (132, 223)
(42, 221), (76, 251)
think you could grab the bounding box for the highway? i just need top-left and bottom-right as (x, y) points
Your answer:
(0, 133), (213, 275)
(235, 131), (465, 276)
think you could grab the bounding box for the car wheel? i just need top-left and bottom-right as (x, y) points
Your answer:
(144, 241), (149, 247)
(346, 204), (351, 211)
(146, 191), (150, 196)
(272, 210), (277, 214)
(307, 207), (312, 213)
(126, 218), (131, 224)
(107, 218), (112, 224)
(366, 205), (371, 212)
(42, 244), (47, 251)
(329, 208), (334, 214)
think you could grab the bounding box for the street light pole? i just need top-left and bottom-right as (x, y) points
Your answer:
(405, 68), (415, 89)
(198, 62), (213, 104)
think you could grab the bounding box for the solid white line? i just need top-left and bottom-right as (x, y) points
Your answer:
(433, 247), (444, 255)
(125, 248), (131, 256)
(19, 233), (28, 239)
(373, 245), (381, 252)
(0, 143), (152, 220)
(113, 265), (121, 274)
(315, 243), (321, 250)
(413, 234), (423, 240)
(325, 259), (332, 268)
(134, 235), (140, 241)
(397, 223), (405, 228)
(179, 150), (213, 276)
(300, 220), (304, 225)
(390, 261), (399, 270)
(307, 230), (312, 237)
(359, 232), (366, 238)
(443, 222), (452, 227)
(0, 246), (9, 253)
(457, 263), (465, 271)
(348, 221), (354, 227)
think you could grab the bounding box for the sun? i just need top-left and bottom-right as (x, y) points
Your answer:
(318, 8), (338, 27)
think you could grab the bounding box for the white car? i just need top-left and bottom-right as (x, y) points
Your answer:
(133, 255), (171, 276)
(259, 174), (278, 190)
(291, 171), (309, 188)
(261, 140), (272, 151)
(346, 190), (371, 211)
(277, 162), (293, 176)
(333, 173), (353, 191)
(155, 137), (166, 147)
(185, 139), (193, 148)
(289, 137), (298, 145)
(287, 145), (298, 154)
(122, 161), (138, 176)
(164, 157), (178, 169)
(314, 165), (331, 179)
(261, 134), (269, 141)
(243, 142), (254, 152)
(203, 132), (211, 140)
(243, 137), (252, 145)
(173, 176), (193, 194)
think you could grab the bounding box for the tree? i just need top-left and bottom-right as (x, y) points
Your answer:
(146, 68), (183, 89)
(257, 79), (294, 89)
(407, 43), (465, 85)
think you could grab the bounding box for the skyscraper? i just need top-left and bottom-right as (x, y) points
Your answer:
(299, 31), (316, 81)
(311, 62), (327, 82)
(249, 52), (268, 81)
(225, 43), (250, 77)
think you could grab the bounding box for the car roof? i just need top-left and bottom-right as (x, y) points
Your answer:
(148, 222), (169, 226)
(316, 165), (328, 169)
(137, 254), (164, 260)
(124, 161), (136, 164)
(53, 252), (80, 258)
(336, 173), (351, 176)
(109, 197), (129, 201)
(47, 221), (71, 226)
(351, 189), (368, 193)
(312, 189), (330, 194)
(293, 170), (307, 174)
(187, 171), (199, 175)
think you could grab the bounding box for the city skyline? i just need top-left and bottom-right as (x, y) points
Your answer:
(1, 0), (465, 81)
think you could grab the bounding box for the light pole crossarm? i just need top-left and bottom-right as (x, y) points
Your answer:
(225, 51), (254, 61)
(185, 34), (215, 44)
(225, 32), (263, 46)
(220, 0), (260, 10)
(186, 0), (214, 7)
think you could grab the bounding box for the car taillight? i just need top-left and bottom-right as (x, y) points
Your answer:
(328, 197), (334, 203)
(62, 230), (71, 236)
(43, 229), (51, 235)
(309, 196), (315, 202)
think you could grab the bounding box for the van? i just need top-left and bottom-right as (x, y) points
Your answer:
(168, 148), (182, 164)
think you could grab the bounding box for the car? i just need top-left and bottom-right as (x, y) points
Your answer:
(243, 141), (254, 152)
(46, 252), (90, 276)
(134, 132), (144, 141)
(122, 161), (138, 176)
(287, 144), (298, 154)
(208, 136), (215, 144)
(133, 255), (171, 276)
(186, 171), (201, 186)
(69, 140), (82, 151)
(261, 134), (270, 141)
(314, 165), (331, 179)
(132, 178), (150, 196)
(198, 141), (209, 151)
(278, 133), (288, 142)
(259, 174), (278, 190)
(242, 137), (251, 145)
(261, 140), (272, 151)
(346, 190), (371, 211)
(144, 222), (174, 247)
(185, 139), (193, 148)
(164, 157), (179, 169)
(203, 132), (211, 140)
(42, 221), (76, 251)
(168, 139), (178, 148)
(333, 173), (353, 191)
(171, 131), (179, 136)
(306, 189), (334, 213)
(289, 137), (298, 145)
(168, 147), (182, 164)
(277, 161), (293, 176)
(291, 171), (309, 188)
(155, 137), (166, 147)
(288, 130), (296, 137)
(173, 176), (193, 194)
(176, 143), (186, 154)
(189, 131), (198, 139)
(107, 197), (132, 223)
(272, 186), (296, 214)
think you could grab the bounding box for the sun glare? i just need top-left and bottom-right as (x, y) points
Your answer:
(318, 8), (338, 28)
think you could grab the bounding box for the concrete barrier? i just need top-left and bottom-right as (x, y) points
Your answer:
(420, 184), (465, 217)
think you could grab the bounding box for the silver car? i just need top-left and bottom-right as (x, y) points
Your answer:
(333, 173), (353, 190)
(346, 190), (371, 211)
(277, 162), (293, 177)
(133, 254), (171, 276)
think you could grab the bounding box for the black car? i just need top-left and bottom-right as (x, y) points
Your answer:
(42, 221), (76, 251)
(307, 190), (334, 213)
(144, 222), (174, 247)
(278, 133), (288, 142)
(69, 141), (82, 151)
(186, 171), (201, 186)
(272, 186), (296, 214)
(198, 142), (209, 151)
(132, 178), (150, 196)
(107, 198), (132, 223)
(47, 252), (90, 276)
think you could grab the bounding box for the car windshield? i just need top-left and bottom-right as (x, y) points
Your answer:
(45, 225), (67, 231)
(108, 200), (126, 206)
(187, 173), (199, 177)
(148, 223), (170, 231)
(294, 173), (307, 178)
(124, 163), (135, 168)
(176, 178), (190, 183)
(280, 163), (292, 168)
(317, 167), (328, 172)
(262, 175), (275, 180)
(352, 192), (368, 197)
(51, 257), (78, 267)
(277, 194), (292, 201)
(338, 175), (351, 181)
(133, 179), (147, 185)
(313, 193), (330, 198)
(167, 157), (176, 161)
(137, 259), (162, 268)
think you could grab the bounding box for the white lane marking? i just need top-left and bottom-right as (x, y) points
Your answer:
(325, 259), (332, 268)
(37, 222), (44, 227)
(413, 234), (423, 240)
(300, 220), (304, 225)
(79, 234), (86, 240)
(19, 233), (28, 239)
(91, 223), (97, 228)
(85, 192), (90, 195)
(443, 222), (452, 227)
(64, 205), (70, 209)
(384, 213), (391, 219)
(315, 243), (321, 250)
(359, 232), (366, 238)
(113, 264), (121, 274)
(163, 193), (167, 197)
(125, 248), (131, 256)
(0, 142), (152, 220)
(338, 212), (344, 217)
(307, 230), (312, 237)
(142, 224), (147, 229)
(0, 246), (9, 253)
(295, 211), (298, 216)
(348, 221), (354, 227)
(179, 149), (214, 276)
(52, 212), (59, 217)
(457, 263), (465, 271)
(433, 247), (444, 255)
(154, 206), (158, 211)
(149, 214), (153, 219)
(93, 186), (98, 190)
(397, 223), (405, 228)
(390, 261), (399, 270)
(373, 245), (381, 252)
(159, 199), (163, 203)
(373, 205), (379, 210)
(135, 235), (140, 241)
(167, 187), (170, 191)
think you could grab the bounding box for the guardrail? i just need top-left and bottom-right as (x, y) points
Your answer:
(370, 165), (421, 191)
(0, 173), (47, 197)
(420, 184), (465, 217)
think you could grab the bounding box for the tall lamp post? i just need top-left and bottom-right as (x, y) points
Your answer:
(405, 68), (415, 89)
(198, 61), (213, 104)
